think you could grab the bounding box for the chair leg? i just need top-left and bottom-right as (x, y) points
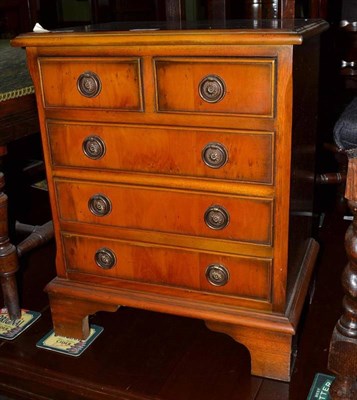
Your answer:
(0, 172), (20, 321)
(16, 220), (54, 258)
(328, 199), (357, 399)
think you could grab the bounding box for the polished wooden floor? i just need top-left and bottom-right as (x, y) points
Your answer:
(0, 179), (347, 399)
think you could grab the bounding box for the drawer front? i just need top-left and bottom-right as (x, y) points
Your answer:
(62, 233), (272, 301)
(39, 57), (143, 110)
(47, 122), (274, 184)
(56, 180), (273, 245)
(155, 57), (275, 117)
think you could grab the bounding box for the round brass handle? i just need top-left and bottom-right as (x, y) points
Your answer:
(77, 71), (102, 98)
(95, 247), (116, 269)
(82, 136), (106, 160)
(206, 264), (230, 286)
(204, 205), (230, 230)
(88, 194), (112, 217)
(202, 142), (228, 169)
(198, 75), (226, 103)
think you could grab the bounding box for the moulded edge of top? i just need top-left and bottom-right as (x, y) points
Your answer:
(11, 19), (329, 48)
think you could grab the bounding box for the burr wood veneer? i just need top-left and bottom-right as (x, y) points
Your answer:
(12, 19), (328, 382)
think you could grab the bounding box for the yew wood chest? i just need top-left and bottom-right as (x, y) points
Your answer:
(12, 19), (328, 381)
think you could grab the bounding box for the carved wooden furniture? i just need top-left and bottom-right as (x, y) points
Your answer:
(328, 18), (357, 399)
(0, 39), (53, 321)
(328, 97), (357, 399)
(13, 19), (327, 381)
(0, 39), (37, 320)
(338, 20), (357, 92)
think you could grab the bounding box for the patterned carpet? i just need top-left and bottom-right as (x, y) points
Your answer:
(0, 39), (34, 101)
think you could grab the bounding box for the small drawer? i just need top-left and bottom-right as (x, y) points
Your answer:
(38, 57), (143, 110)
(62, 233), (272, 301)
(155, 57), (275, 117)
(47, 122), (274, 184)
(56, 180), (273, 245)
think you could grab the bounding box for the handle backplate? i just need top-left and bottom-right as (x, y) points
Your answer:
(205, 264), (230, 286)
(77, 71), (102, 98)
(88, 194), (112, 217)
(204, 205), (230, 230)
(95, 247), (116, 269)
(82, 136), (106, 160)
(202, 142), (228, 169)
(199, 75), (226, 103)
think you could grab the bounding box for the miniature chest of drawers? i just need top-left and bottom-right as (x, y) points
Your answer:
(13, 19), (328, 381)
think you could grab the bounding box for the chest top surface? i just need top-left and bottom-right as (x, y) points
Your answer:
(11, 19), (328, 47)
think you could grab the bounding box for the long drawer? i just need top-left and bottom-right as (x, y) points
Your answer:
(62, 233), (272, 301)
(55, 180), (273, 245)
(47, 121), (274, 184)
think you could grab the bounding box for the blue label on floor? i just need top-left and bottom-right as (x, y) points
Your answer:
(307, 373), (335, 399)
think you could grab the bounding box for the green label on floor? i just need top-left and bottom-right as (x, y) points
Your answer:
(307, 373), (335, 400)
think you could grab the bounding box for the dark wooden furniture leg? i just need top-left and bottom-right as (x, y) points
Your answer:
(0, 149), (54, 322)
(16, 221), (54, 258)
(328, 169), (357, 398)
(0, 151), (21, 321)
(0, 40), (55, 323)
(328, 96), (357, 398)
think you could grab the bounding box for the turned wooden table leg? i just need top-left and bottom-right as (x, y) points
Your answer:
(328, 199), (357, 399)
(0, 171), (21, 321)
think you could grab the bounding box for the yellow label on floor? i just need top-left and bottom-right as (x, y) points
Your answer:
(36, 325), (103, 356)
(0, 308), (41, 340)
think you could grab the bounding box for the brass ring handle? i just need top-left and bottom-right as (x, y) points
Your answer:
(205, 264), (230, 286)
(198, 75), (226, 103)
(204, 205), (230, 230)
(95, 247), (116, 269)
(82, 136), (106, 160)
(77, 71), (102, 98)
(202, 142), (228, 169)
(88, 194), (112, 217)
